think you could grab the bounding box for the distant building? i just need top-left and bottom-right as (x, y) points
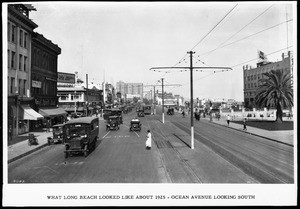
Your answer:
(57, 73), (103, 115)
(243, 51), (293, 108)
(116, 81), (143, 99)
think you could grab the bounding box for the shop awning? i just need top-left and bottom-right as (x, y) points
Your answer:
(39, 107), (67, 117)
(21, 105), (44, 120)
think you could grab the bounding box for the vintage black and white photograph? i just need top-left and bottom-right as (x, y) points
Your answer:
(2, 1), (297, 206)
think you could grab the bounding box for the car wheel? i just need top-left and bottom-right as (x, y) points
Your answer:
(84, 145), (88, 157)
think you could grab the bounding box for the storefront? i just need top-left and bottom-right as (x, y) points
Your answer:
(39, 107), (67, 128)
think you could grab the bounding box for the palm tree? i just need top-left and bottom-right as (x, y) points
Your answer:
(255, 69), (293, 123)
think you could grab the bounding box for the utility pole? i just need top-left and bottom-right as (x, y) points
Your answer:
(161, 78), (164, 123)
(144, 83), (181, 120)
(188, 51), (195, 149)
(150, 54), (232, 149)
(153, 86), (156, 115)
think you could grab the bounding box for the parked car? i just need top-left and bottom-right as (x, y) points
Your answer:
(47, 124), (64, 145)
(129, 119), (142, 132)
(106, 116), (120, 131)
(64, 117), (99, 158)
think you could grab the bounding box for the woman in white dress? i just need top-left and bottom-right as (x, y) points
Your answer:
(146, 130), (152, 150)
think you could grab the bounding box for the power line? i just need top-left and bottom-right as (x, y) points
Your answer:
(203, 4), (274, 57)
(230, 46), (293, 69)
(173, 3), (238, 67)
(200, 19), (293, 56)
(191, 3), (238, 51)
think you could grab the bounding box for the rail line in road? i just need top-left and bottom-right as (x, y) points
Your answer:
(146, 115), (203, 183)
(172, 120), (293, 184)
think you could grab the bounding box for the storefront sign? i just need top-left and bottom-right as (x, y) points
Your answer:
(32, 80), (42, 88)
(57, 72), (75, 84)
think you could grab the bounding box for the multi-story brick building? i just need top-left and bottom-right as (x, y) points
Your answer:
(243, 51), (293, 108)
(31, 32), (65, 130)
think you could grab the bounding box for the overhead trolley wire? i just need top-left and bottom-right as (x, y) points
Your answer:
(172, 3), (239, 67)
(201, 4), (274, 57)
(200, 19), (293, 57)
(230, 46), (293, 69)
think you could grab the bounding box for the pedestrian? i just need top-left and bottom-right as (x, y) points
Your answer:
(227, 115), (231, 126)
(182, 109), (185, 118)
(243, 118), (247, 131)
(210, 112), (213, 122)
(146, 130), (152, 150)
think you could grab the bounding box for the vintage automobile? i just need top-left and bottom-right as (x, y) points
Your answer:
(167, 108), (174, 115)
(106, 116), (120, 131)
(137, 108), (145, 117)
(103, 108), (123, 124)
(129, 119), (142, 132)
(47, 124), (64, 145)
(63, 117), (99, 158)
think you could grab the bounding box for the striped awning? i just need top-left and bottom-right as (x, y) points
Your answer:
(39, 107), (67, 117)
(21, 105), (44, 120)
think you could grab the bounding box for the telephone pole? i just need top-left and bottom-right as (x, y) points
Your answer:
(144, 82), (181, 122)
(188, 51), (195, 149)
(150, 53), (232, 149)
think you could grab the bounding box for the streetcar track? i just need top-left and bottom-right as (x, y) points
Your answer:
(194, 121), (294, 168)
(150, 118), (203, 183)
(173, 121), (293, 183)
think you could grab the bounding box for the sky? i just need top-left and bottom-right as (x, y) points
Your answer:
(27, 1), (296, 101)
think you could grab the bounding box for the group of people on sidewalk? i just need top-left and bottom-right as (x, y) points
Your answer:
(226, 114), (247, 131)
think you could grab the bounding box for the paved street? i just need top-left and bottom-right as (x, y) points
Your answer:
(7, 107), (294, 184)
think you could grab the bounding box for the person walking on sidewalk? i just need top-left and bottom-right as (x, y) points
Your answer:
(227, 115), (231, 126)
(243, 118), (247, 131)
(182, 109), (185, 118)
(146, 130), (152, 150)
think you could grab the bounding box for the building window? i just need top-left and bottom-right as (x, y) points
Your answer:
(11, 77), (14, 94)
(23, 80), (26, 95)
(19, 54), (23, 70)
(8, 22), (10, 42)
(24, 32), (28, 48)
(20, 30), (23, 47)
(7, 50), (10, 68)
(18, 79), (22, 95)
(11, 51), (16, 69)
(24, 56), (27, 71)
(12, 25), (16, 43)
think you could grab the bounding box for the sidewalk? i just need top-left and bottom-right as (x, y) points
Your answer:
(7, 131), (53, 163)
(7, 115), (105, 164)
(201, 116), (294, 147)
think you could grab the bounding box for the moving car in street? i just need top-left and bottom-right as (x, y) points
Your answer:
(106, 116), (120, 131)
(129, 118), (142, 132)
(47, 124), (64, 145)
(64, 117), (99, 158)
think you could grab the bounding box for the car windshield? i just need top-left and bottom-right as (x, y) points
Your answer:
(53, 127), (63, 134)
(65, 124), (87, 137)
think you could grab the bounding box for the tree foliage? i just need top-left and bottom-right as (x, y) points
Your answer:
(255, 69), (293, 123)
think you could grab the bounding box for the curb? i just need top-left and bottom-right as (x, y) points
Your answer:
(209, 120), (294, 147)
(8, 143), (49, 164)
